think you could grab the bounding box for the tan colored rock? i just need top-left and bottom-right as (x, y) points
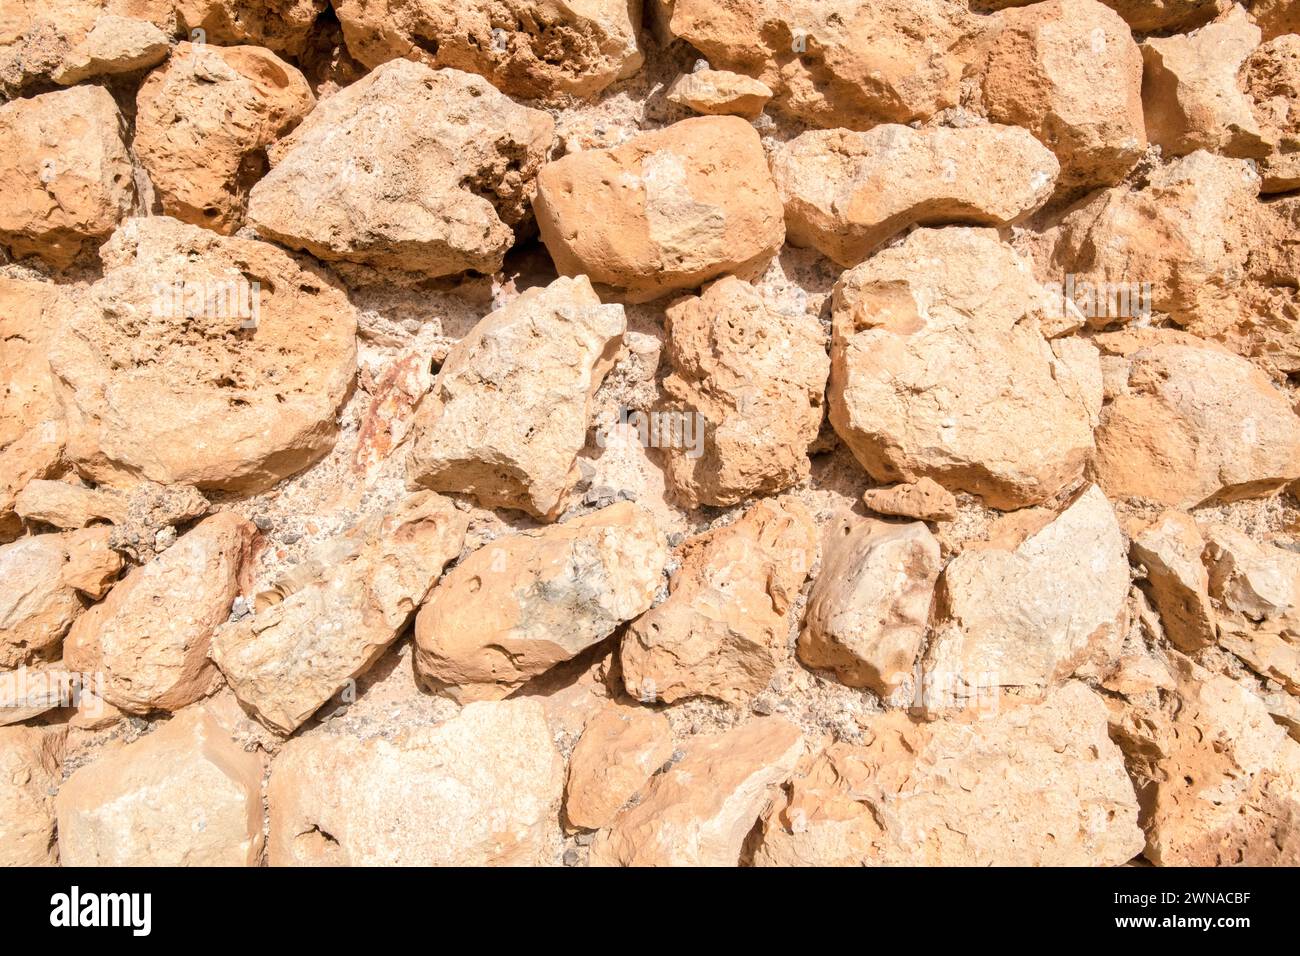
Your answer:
(0, 665), (76, 726)
(666, 68), (771, 118)
(406, 276), (625, 520)
(0, 724), (66, 866)
(248, 60), (553, 278)
(564, 704), (673, 831)
(829, 227), (1099, 510)
(416, 502), (668, 701)
(61, 525), (123, 599)
(136, 43), (314, 234)
(621, 497), (816, 707)
(51, 14), (169, 84)
(532, 116), (784, 302)
(657, 277), (828, 508)
(798, 516), (942, 696)
(923, 486), (1129, 703)
(211, 494), (468, 734)
(56, 707), (264, 866)
(1252, 0), (1300, 40)
(861, 478), (958, 522)
(0, 534), (85, 669)
(49, 216), (357, 493)
(64, 512), (255, 714)
(332, 0), (643, 99)
(1092, 331), (1300, 507)
(13, 479), (124, 530)
(668, 0), (976, 129)
(590, 716), (805, 866)
(1101, 0), (1227, 30)
(0, 85), (134, 268)
(979, 0), (1146, 190)
(268, 699), (563, 865)
(1113, 663), (1300, 865)
(1049, 152), (1260, 335)
(1129, 510), (1216, 652)
(1141, 6), (1266, 159)
(173, 0), (326, 55)
(771, 124), (1059, 266)
(754, 682), (1144, 866)
(107, 480), (210, 562)
(1245, 34), (1300, 193)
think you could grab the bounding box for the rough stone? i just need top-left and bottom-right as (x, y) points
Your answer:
(13, 479), (125, 530)
(51, 14), (170, 84)
(0, 724), (66, 866)
(1129, 510), (1216, 652)
(666, 68), (771, 118)
(620, 496), (816, 706)
(532, 116), (784, 301)
(1245, 33), (1300, 193)
(564, 703), (674, 831)
(861, 478), (958, 522)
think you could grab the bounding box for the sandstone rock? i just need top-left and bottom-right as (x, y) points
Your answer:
(754, 682), (1143, 865)
(798, 516), (942, 696)
(564, 704), (674, 831)
(49, 216), (357, 493)
(64, 512), (255, 714)
(979, 0), (1146, 190)
(332, 0), (643, 99)
(56, 708), (264, 866)
(406, 276), (625, 519)
(532, 116), (784, 301)
(0, 724), (66, 866)
(0, 534), (86, 669)
(1141, 6), (1266, 159)
(590, 716), (804, 866)
(14, 479), (125, 530)
(107, 480), (210, 562)
(51, 14), (169, 84)
(771, 124), (1059, 266)
(0, 665), (76, 726)
(666, 68), (771, 118)
(668, 0), (976, 129)
(1113, 663), (1300, 865)
(173, 0), (326, 55)
(1129, 510), (1216, 652)
(136, 43), (314, 234)
(1100, 0), (1226, 30)
(1245, 34), (1300, 193)
(829, 227), (1099, 509)
(1092, 331), (1300, 507)
(861, 478), (958, 522)
(657, 277), (828, 508)
(0, 85), (134, 268)
(923, 486), (1129, 703)
(61, 525), (123, 599)
(247, 60), (554, 278)
(1252, 0), (1300, 40)
(415, 502), (668, 701)
(211, 493), (467, 734)
(620, 497), (816, 706)
(268, 699), (563, 865)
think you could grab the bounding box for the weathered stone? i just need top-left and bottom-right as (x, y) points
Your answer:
(1245, 34), (1300, 193)
(64, 512), (255, 714)
(621, 497), (815, 706)
(861, 478), (958, 522)
(923, 486), (1129, 703)
(532, 116), (784, 301)
(406, 276), (625, 519)
(0, 665), (76, 726)
(798, 515), (942, 696)
(0, 85), (134, 268)
(211, 494), (467, 734)
(247, 60), (554, 278)
(0, 724), (66, 866)
(657, 277), (828, 508)
(754, 683), (1143, 865)
(56, 707), (264, 866)
(107, 480), (210, 562)
(666, 68), (771, 118)
(268, 699), (563, 865)
(1092, 330), (1300, 507)
(13, 479), (125, 530)
(1130, 510), (1216, 652)
(136, 43), (314, 234)
(979, 0), (1146, 190)
(49, 216), (357, 493)
(564, 703), (673, 831)
(332, 0), (643, 99)
(771, 124), (1059, 266)
(1113, 663), (1300, 865)
(973, 1), (1227, 32)
(416, 502), (668, 701)
(829, 227), (1099, 509)
(0, 534), (86, 669)
(668, 0), (977, 129)
(173, 0), (326, 55)
(61, 525), (123, 599)
(590, 716), (804, 866)
(51, 14), (169, 84)
(1141, 6), (1266, 159)
(1252, 0), (1300, 40)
